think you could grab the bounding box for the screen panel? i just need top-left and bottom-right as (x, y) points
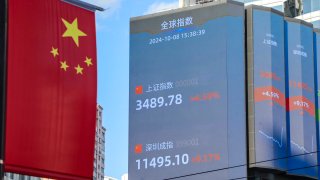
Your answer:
(129, 1), (247, 179)
(246, 6), (287, 171)
(285, 18), (318, 178)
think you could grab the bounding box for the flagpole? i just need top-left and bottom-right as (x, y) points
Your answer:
(0, 0), (7, 179)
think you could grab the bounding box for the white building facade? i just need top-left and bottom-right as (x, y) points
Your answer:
(121, 173), (128, 180)
(4, 173), (40, 180)
(94, 105), (106, 180)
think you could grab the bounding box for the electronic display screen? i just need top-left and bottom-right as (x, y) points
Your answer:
(285, 19), (318, 178)
(129, 1), (247, 180)
(247, 6), (287, 171)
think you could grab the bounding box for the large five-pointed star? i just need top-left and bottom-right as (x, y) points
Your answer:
(62, 18), (87, 47)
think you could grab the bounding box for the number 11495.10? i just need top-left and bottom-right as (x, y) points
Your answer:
(136, 154), (189, 170)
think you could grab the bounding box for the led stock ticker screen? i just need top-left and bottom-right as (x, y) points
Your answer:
(285, 19), (318, 178)
(247, 6), (287, 171)
(129, 2), (247, 180)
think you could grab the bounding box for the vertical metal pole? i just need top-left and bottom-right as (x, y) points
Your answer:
(0, 0), (7, 179)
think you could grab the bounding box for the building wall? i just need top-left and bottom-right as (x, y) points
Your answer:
(4, 173), (40, 180)
(93, 104), (106, 180)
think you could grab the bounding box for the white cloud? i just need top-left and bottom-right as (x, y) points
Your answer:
(144, 1), (179, 15)
(82, 0), (121, 18)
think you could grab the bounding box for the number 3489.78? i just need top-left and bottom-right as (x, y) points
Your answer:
(135, 94), (182, 111)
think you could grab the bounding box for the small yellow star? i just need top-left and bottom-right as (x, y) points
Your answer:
(62, 18), (87, 47)
(60, 61), (69, 71)
(84, 56), (93, 67)
(75, 64), (84, 75)
(50, 47), (59, 58)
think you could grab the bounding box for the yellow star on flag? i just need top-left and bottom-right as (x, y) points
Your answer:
(75, 64), (84, 75)
(50, 47), (59, 58)
(62, 18), (87, 47)
(60, 61), (69, 71)
(84, 56), (93, 67)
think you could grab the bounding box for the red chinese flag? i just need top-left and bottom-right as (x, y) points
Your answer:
(5, 0), (97, 179)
